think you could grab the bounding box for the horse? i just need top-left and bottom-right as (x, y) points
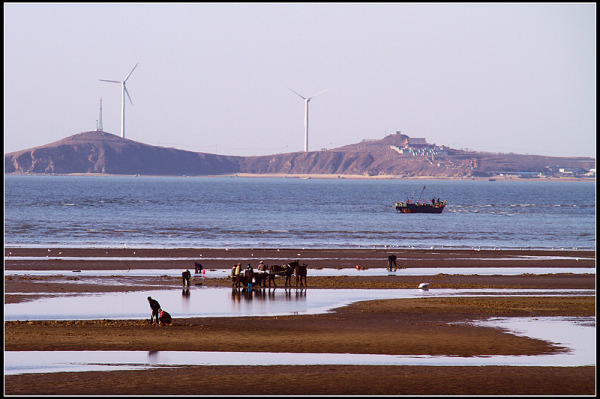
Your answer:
(194, 262), (203, 273)
(268, 264), (294, 287)
(292, 261), (308, 287)
(253, 270), (269, 287)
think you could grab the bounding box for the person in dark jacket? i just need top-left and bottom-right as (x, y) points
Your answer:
(182, 269), (191, 286)
(387, 254), (397, 271)
(147, 296), (161, 325)
(245, 264), (254, 287)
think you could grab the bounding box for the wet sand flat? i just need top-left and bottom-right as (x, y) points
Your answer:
(4, 247), (596, 396)
(4, 365), (595, 396)
(5, 247), (595, 271)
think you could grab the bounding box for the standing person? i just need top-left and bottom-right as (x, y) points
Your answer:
(387, 254), (397, 271)
(147, 296), (161, 325)
(256, 261), (267, 287)
(231, 263), (243, 288)
(245, 264), (254, 287)
(182, 269), (191, 286)
(257, 260), (266, 272)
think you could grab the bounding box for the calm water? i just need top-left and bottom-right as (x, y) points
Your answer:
(6, 316), (595, 374)
(4, 175), (596, 250)
(4, 286), (594, 321)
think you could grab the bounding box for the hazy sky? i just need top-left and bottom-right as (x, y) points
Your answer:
(4, 3), (596, 157)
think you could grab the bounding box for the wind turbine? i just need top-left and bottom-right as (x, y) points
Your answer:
(289, 88), (328, 152)
(99, 63), (138, 138)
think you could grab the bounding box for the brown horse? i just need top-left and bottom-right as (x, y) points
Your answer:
(268, 264), (295, 287)
(253, 271), (269, 287)
(292, 261), (308, 287)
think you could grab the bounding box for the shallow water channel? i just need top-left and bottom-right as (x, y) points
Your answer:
(5, 275), (595, 375)
(4, 285), (594, 321)
(5, 316), (596, 375)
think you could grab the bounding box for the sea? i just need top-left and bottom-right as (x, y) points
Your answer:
(3, 175), (596, 250)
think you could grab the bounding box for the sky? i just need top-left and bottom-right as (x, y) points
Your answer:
(4, 3), (596, 157)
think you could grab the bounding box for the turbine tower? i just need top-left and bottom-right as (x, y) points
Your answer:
(289, 88), (328, 152)
(100, 63), (138, 138)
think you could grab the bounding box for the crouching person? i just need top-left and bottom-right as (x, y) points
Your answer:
(182, 269), (191, 286)
(158, 309), (172, 326)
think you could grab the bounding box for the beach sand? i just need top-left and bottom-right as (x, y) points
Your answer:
(4, 247), (596, 396)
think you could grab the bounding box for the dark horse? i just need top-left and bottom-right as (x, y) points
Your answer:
(292, 261), (308, 287)
(268, 263), (294, 287)
(253, 271), (269, 287)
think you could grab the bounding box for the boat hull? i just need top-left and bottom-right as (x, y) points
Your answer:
(394, 201), (446, 213)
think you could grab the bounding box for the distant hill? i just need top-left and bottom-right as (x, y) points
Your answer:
(4, 130), (595, 178)
(4, 131), (241, 175)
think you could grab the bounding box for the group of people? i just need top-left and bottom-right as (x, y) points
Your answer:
(230, 260), (275, 288)
(147, 266), (196, 325)
(150, 257), (402, 324)
(230, 261), (269, 287)
(231, 260), (269, 276)
(147, 296), (172, 325)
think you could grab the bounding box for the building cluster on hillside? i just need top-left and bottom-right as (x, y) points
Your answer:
(389, 132), (447, 158)
(388, 131), (595, 178)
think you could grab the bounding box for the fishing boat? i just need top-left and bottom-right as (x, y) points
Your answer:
(394, 186), (446, 213)
(394, 199), (446, 213)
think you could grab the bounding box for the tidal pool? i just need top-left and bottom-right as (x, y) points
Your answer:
(4, 286), (594, 321)
(4, 316), (595, 375)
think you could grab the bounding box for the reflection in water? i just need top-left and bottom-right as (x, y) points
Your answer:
(4, 316), (596, 375)
(4, 287), (594, 321)
(230, 287), (306, 303)
(148, 350), (159, 363)
(181, 288), (190, 312)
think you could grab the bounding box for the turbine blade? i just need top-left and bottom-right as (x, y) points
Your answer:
(288, 87), (306, 100)
(308, 88), (329, 99)
(124, 63), (138, 82)
(99, 79), (121, 84)
(124, 86), (133, 105)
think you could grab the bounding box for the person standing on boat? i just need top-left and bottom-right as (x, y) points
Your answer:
(387, 254), (397, 271)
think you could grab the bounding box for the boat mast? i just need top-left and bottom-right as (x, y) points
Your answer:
(418, 186), (426, 202)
